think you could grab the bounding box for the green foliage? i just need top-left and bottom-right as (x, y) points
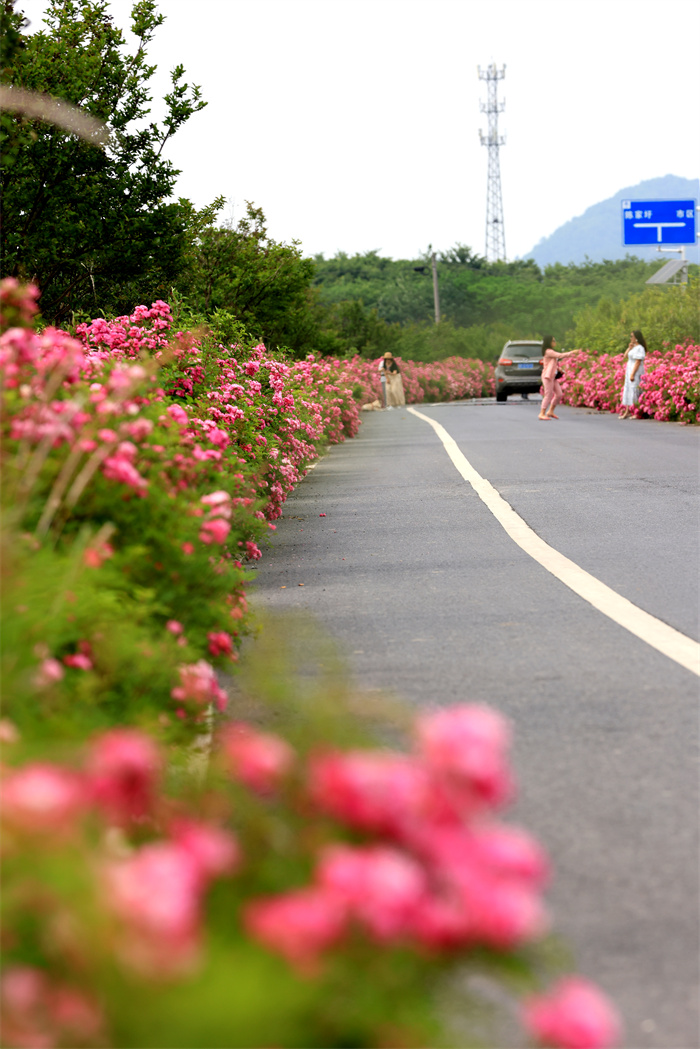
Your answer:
(566, 277), (700, 353)
(311, 249), (672, 359)
(178, 202), (319, 355)
(1, 0), (206, 322)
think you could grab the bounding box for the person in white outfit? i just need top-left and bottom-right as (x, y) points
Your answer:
(619, 330), (646, 419)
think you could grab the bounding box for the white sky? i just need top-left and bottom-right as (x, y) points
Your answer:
(20, 0), (700, 261)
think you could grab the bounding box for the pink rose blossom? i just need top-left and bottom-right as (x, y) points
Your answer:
(87, 728), (161, 825)
(1, 763), (86, 834)
(33, 657), (64, 688)
(169, 819), (240, 881)
(207, 631), (235, 658)
(166, 620), (184, 635)
(244, 887), (346, 971)
(199, 518), (230, 544)
(317, 844), (427, 941)
(307, 750), (431, 838)
(416, 704), (514, 810)
(171, 660), (228, 712)
(220, 722), (294, 793)
(103, 841), (203, 976)
(62, 653), (93, 670)
(523, 977), (623, 1049)
(167, 403), (188, 425)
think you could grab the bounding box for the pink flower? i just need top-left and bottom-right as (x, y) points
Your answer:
(245, 540), (262, 560)
(102, 455), (148, 493)
(207, 631), (234, 658)
(199, 518), (230, 544)
(220, 722), (294, 793)
(317, 844), (427, 941)
(169, 819), (240, 881)
(523, 977), (623, 1049)
(307, 750), (431, 838)
(1, 763), (86, 835)
(83, 541), (114, 568)
(166, 620), (184, 635)
(167, 403), (188, 425)
(33, 657), (64, 688)
(416, 704), (514, 810)
(87, 728), (161, 825)
(62, 653), (93, 670)
(0, 967), (105, 1049)
(200, 490), (230, 507)
(244, 887), (346, 971)
(181, 542), (195, 555)
(103, 842), (203, 976)
(171, 660), (228, 712)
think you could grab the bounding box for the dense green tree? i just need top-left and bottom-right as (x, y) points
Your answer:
(179, 202), (320, 355)
(1, 0), (206, 322)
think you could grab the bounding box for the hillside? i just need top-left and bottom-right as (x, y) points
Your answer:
(525, 175), (699, 266)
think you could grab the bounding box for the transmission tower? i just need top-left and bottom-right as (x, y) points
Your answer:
(478, 63), (507, 262)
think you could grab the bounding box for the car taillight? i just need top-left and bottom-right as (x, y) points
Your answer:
(498, 358), (513, 366)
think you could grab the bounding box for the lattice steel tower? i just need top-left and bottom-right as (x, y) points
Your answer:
(478, 63), (507, 262)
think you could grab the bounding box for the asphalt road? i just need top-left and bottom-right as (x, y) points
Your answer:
(251, 398), (700, 1049)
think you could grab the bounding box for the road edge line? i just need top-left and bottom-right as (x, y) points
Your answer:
(407, 405), (700, 677)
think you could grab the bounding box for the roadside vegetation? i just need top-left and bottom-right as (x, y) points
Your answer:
(3, 0), (696, 1045)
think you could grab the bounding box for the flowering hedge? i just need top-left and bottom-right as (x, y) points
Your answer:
(0, 280), (363, 739)
(0, 696), (622, 1049)
(334, 354), (494, 405)
(561, 344), (700, 423)
(1, 280), (622, 1047)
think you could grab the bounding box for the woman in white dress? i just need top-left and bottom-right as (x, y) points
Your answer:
(619, 330), (646, 419)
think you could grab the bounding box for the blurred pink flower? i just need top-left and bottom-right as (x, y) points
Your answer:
(166, 620), (184, 635)
(207, 631), (235, 658)
(416, 704), (514, 810)
(87, 728), (161, 825)
(167, 403), (188, 425)
(199, 518), (230, 544)
(171, 660), (228, 712)
(103, 841), (203, 977)
(62, 653), (93, 671)
(169, 819), (240, 881)
(1, 763), (86, 835)
(220, 722), (294, 793)
(33, 657), (64, 688)
(0, 966), (104, 1049)
(307, 750), (431, 838)
(244, 887), (346, 971)
(523, 977), (623, 1049)
(317, 844), (427, 941)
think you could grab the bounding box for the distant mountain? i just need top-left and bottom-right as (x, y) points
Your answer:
(524, 174), (699, 266)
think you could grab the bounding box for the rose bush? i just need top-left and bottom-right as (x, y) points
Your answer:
(560, 344), (700, 423)
(0, 281), (360, 738)
(0, 694), (622, 1049)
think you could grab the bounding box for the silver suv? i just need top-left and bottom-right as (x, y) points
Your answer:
(494, 340), (543, 402)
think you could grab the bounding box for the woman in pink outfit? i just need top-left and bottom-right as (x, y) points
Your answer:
(539, 336), (577, 420)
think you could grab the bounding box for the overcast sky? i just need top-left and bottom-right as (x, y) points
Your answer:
(20, 0), (700, 261)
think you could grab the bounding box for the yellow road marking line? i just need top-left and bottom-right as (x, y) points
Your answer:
(408, 406), (700, 677)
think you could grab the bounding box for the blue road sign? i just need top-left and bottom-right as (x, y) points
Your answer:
(622, 199), (697, 246)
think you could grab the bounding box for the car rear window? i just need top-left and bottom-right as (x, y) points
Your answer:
(508, 345), (541, 357)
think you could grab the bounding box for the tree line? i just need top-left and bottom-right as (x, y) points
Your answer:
(2, 0), (698, 361)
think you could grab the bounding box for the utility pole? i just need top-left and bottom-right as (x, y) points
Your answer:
(478, 63), (507, 262)
(431, 251), (441, 324)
